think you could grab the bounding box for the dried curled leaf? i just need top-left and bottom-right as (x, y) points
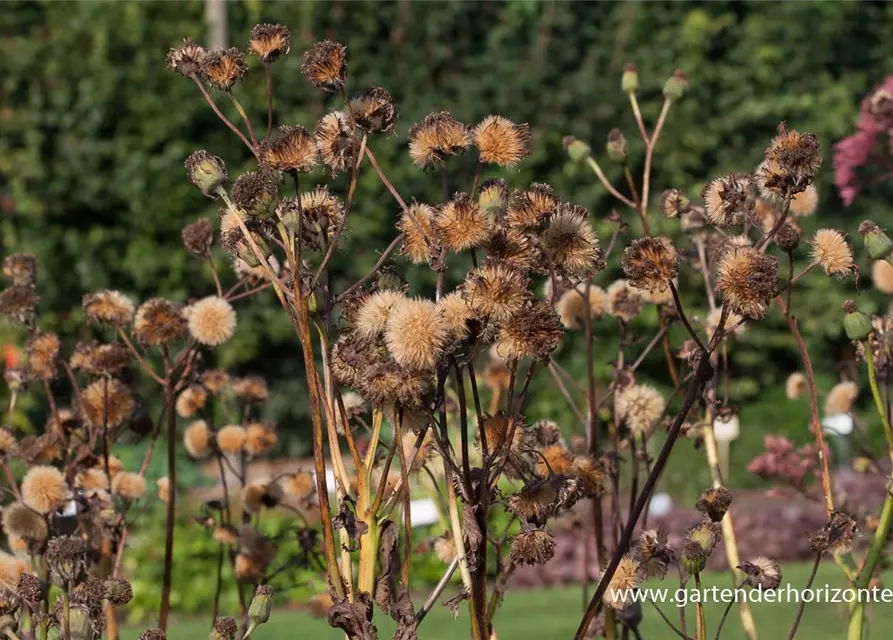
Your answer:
(333, 497), (368, 552)
(328, 591), (378, 640)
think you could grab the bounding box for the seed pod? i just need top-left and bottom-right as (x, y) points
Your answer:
(621, 63), (639, 94)
(562, 136), (591, 163)
(843, 300), (872, 341)
(860, 221), (893, 261)
(248, 585), (274, 626)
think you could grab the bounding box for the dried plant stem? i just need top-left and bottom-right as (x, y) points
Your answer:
(712, 580), (746, 640)
(264, 61), (273, 139)
(158, 380), (177, 630)
(62, 590), (71, 640)
(586, 157), (636, 209)
(546, 362), (586, 425)
(191, 76), (257, 158)
(787, 552), (822, 640)
(357, 408), (384, 596)
(443, 460), (474, 594)
(229, 92), (258, 148)
(639, 98), (671, 225)
(694, 573), (706, 640)
(416, 557), (459, 623)
(334, 234), (404, 303)
(670, 282), (706, 353)
(628, 92), (649, 143)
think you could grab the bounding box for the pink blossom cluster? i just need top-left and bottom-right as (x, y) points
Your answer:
(747, 434), (821, 487)
(834, 76), (893, 206)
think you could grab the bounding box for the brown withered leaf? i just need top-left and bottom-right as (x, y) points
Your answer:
(443, 589), (469, 620)
(461, 504), (483, 568)
(374, 520), (401, 614)
(328, 591), (378, 639)
(333, 497), (368, 552)
(390, 585), (417, 640)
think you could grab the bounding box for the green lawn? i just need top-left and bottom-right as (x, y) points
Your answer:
(125, 560), (892, 639)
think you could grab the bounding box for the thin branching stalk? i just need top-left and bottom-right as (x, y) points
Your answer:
(787, 553), (822, 640)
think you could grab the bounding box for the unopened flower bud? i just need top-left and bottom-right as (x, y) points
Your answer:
(104, 578), (134, 605)
(775, 223), (801, 253)
(606, 129), (627, 164)
(681, 542), (706, 575)
(185, 150), (228, 198)
(478, 178), (506, 214)
(248, 585), (274, 626)
(306, 290), (319, 314)
(843, 300), (872, 341)
(859, 221), (893, 261)
(210, 616), (237, 640)
(622, 63), (639, 94)
(663, 70), (688, 102)
(562, 136), (592, 163)
(68, 604), (93, 640)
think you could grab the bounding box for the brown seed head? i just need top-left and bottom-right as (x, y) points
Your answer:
(70, 341), (130, 377)
(2, 253), (37, 287)
(398, 202), (437, 264)
(810, 510), (858, 555)
(175, 385), (207, 418)
(556, 285), (608, 330)
(810, 229), (854, 278)
(184, 420), (212, 458)
(509, 527), (555, 566)
(314, 111), (357, 175)
(483, 226), (540, 273)
(408, 111), (472, 168)
(384, 297), (447, 371)
(603, 555), (644, 610)
(261, 124), (319, 173)
(494, 300), (563, 361)
(717, 247), (779, 319)
(435, 193), (491, 252)
(757, 123), (822, 199)
(26, 332), (60, 381)
(506, 183), (559, 229)
(739, 556), (782, 590)
(463, 261), (530, 322)
(696, 485), (733, 522)
(232, 170), (279, 219)
(775, 222), (801, 252)
(45, 535), (87, 585)
(622, 237), (679, 292)
(348, 87), (397, 134)
(616, 384), (665, 435)
(182, 218), (214, 257)
(233, 375), (270, 403)
(83, 290), (135, 327)
(632, 528), (674, 580)
(79, 378), (134, 429)
(212, 616), (238, 640)
(659, 189), (690, 218)
(112, 472), (146, 500)
(165, 37), (207, 77)
(245, 423), (278, 457)
(200, 48), (246, 90)
(474, 115), (531, 167)
(133, 298), (187, 346)
(300, 40), (346, 90)
(248, 24), (291, 63)
(701, 174), (752, 225)
(217, 425), (246, 455)
(606, 280), (644, 323)
(541, 205), (605, 284)
(138, 629), (166, 640)
(0, 285), (38, 324)
(2, 502), (48, 541)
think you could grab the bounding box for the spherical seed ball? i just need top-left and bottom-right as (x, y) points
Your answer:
(248, 24), (291, 63)
(384, 297), (447, 371)
(701, 174), (751, 225)
(0, 429), (17, 458)
(622, 237), (679, 292)
(607, 280), (644, 323)
(786, 372), (807, 400)
(507, 183), (559, 229)
(435, 194), (491, 252)
(21, 466), (67, 514)
(75, 468), (109, 491)
(509, 528), (555, 566)
(187, 296), (237, 346)
(790, 184), (818, 217)
(314, 111), (357, 175)
(241, 484), (266, 513)
(26, 332), (60, 381)
(2, 502), (48, 541)
(300, 40), (346, 91)
(244, 423), (278, 457)
(348, 86), (397, 134)
(101, 456), (125, 479)
(184, 420), (212, 459)
(133, 298), (188, 346)
(112, 472), (146, 501)
(353, 290), (407, 340)
(200, 47), (247, 91)
(603, 555), (644, 610)
(616, 384), (666, 435)
(260, 124), (318, 173)
(176, 385), (207, 418)
(397, 203), (437, 264)
(463, 261), (530, 322)
(217, 425), (246, 454)
(156, 477), (170, 504)
(717, 247), (779, 319)
(82, 290), (135, 326)
(79, 378), (135, 429)
(474, 115), (531, 168)
(433, 534), (456, 564)
(438, 290), (474, 342)
(872, 260), (893, 294)
(810, 229), (854, 278)
(280, 471), (314, 498)
(825, 381), (858, 416)
(408, 111), (472, 168)
(0, 552), (29, 592)
(541, 205), (605, 283)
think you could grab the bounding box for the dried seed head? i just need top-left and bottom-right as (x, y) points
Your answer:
(556, 285), (608, 330)
(2, 502), (47, 541)
(681, 541), (707, 575)
(214, 525), (240, 545)
(104, 578), (134, 605)
(248, 24), (291, 63)
(384, 297), (447, 371)
(0, 429), (16, 459)
(463, 261), (530, 322)
(261, 125), (318, 173)
(632, 529), (674, 580)
(348, 87), (397, 134)
(438, 290), (474, 343)
(756, 123), (822, 200)
(775, 222), (801, 252)
(112, 472), (146, 501)
(603, 555), (644, 610)
(232, 170), (279, 220)
(507, 183), (559, 229)
(717, 247), (779, 319)
(82, 290), (135, 326)
(606, 280), (644, 323)
(184, 420), (212, 459)
(397, 202), (437, 264)
(245, 423), (278, 457)
(701, 174), (752, 225)
(354, 290), (408, 340)
(810, 229), (854, 278)
(75, 468), (109, 492)
(509, 527), (555, 566)
(16, 572), (45, 605)
(542, 205), (605, 284)
(479, 178), (507, 214)
(133, 298), (187, 346)
(280, 471), (314, 499)
(659, 189), (690, 218)
(535, 443), (574, 478)
(616, 384), (665, 435)
(686, 520), (722, 555)
(494, 300), (563, 361)
(182, 218), (214, 256)
(791, 184), (818, 217)
(2, 253), (37, 287)
(70, 341), (130, 377)
(435, 193), (491, 252)
(739, 556), (782, 590)
(186, 296), (237, 346)
(408, 111), (472, 168)
(217, 425), (246, 454)
(211, 616), (238, 640)
(483, 226), (540, 273)
(45, 535), (87, 585)
(0, 285), (38, 324)
(165, 37), (206, 77)
(810, 511), (858, 555)
(622, 237), (679, 293)
(474, 115), (531, 167)
(175, 385), (207, 418)
(696, 485), (733, 522)
(138, 629), (166, 640)
(233, 375), (270, 403)
(26, 332), (60, 381)
(79, 378), (134, 429)
(873, 260), (893, 294)
(433, 534), (456, 564)
(314, 111), (357, 175)
(283, 187), (345, 250)
(825, 381), (858, 416)
(785, 372), (807, 400)
(202, 369), (230, 394)
(300, 40), (346, 90)
(200, 48), (247, 90)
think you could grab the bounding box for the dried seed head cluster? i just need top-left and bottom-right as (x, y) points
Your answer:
(200, 48), (247, 91)
(463, 262), (530, 322)
(187, 296), (237, 346)
(810, 511), (858, 556)
(659, 189), (690, 218)
(300, 40), (347, 91)
(397, 203), (437, 264)
(606, 280), (644, 323)
(261, 125), (318, 173)
(79, 378), (135, 429)
(82, 290), (135, 326)
(555, 285), (608, 329)
(701, 174), (752, 225)
(696, 485), (732, 522)
(3, 253), (37, 286)
(314, 111), (357, 175)
(232, 170), (279, 220)
(474, 115), (531, 167)
(27, 332), (60, 381)
(176, 385), (207, 418)
(133, 298), (187, 345)
(182, 218), (215, 256)
(494, 300), (563, 362)
(384, 297), (447, 371)
(717, 247), (779, 319)
(0, 285), (39, 325)
(435, 193), (491, 252)
(632, 529), (674, 580)
(408, 112), (472, 168)
(622, 237), (679, 292)
(184, 420), (212, 458)
(756, 123), (822, 200)
(507, 183), (558, 229)
(810, 229), (854, 278)
(353, 290), (407, 339)
(165, 37), (207, 77)
(541, 205), (605, 284)
(248, 24), (291, 63)
(615, 384), (666, 435)
(348, 87), (397, 134)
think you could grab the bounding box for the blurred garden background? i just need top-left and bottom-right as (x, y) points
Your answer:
(3, 0), (893, 634)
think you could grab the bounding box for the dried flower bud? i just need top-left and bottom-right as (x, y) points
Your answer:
(314, 111), (357, 175)
(775, 222), (801, 252)
(200, 48), (247, 91)
(621, 63), (639, 94)
(409, 112), (472, 168)
(45, 536), (87, 587)
(182, 218), (214, 257)
(659, 189), (689, 218)
(606, 129), (627, 163)
(248, 24), (291, 63)
(859, 220), (893, 261)
(663, 69), (688, 102)
(681, 541), (707, 575)
(348, 87), (397, 134)
(740, 557), (782, 590)
(474, 115), (531, 168)
(232, 170), (279, 220)
(300, 40), (347, 91)
(185, 150), (227, 198)
(165, 37), (206, 78)
(104, 578), (134, 605)
(261, 125), (318, 173)
(509, 527), (555, 566)
(843, 300), (872, 341)
(2, 254), (37, 287)
(717, 247), (778, 319)
(562, 135), (592, 163)
(696, 486), (732, 522)
(248, 584), (274, 626)
(210, 616), (238, 640)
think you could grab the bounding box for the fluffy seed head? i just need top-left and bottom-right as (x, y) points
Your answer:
(659, 189), (690, 218)
(474, 115), (530, 167)
(82, 290), (135, 326)
(182, 218), (214, 257)
(433, 534), (456, 564)
(280, 471), (314, 499)
(21, 466), (67, 514)
(245, 423), (278, 457)
(603, 555), (644, 610)
(701, 174), (752, 225)
(786, 372), (807, 400)
(2, 502), (47, 541)
(622, 237), (679, 292)
(348, 87), (397, 134)
(0, 285), (39, 324)
(757, 123), (822, 199)
(300, 40), (346, 90)
(248, 24), (290, 63)
(606, 280), (644, 323)
(717, 247), (779, 319)
(435, 193), (491, 251)
(463, 262), (530, 322)
(873, 260), (893, 293)
(810, 229), (854, 278)
(2, 253), (37, 286)
(384, 298), (447, 371)
(217, 425), (246, 454)
(184, 420), (212, 459)
(0, 552), (29, 592)
(287, 186), (345, 250)
(112, 472), (146, 500)
(632, 529), (674, 580)
(353, 290), (407, 340)
(616, 384), (665, 435)
(200, 48), (246, 90)
(173, 385), (204, 419)
(556, 285), (608, 329)
(133, 298), (187, 346)
(261, 125), (318, 173)
(740, 556), (782, 590)
(825, 381), (858, 416)
(27, 332), (60, 381)
(541, 205), (605, 284)
(408, 111), (472, 168)
(80, 378), (134, 429)
(165, 37), (206, 77)
(314, 111), (357, 174)
(509, 528), (555, 566)
(232, 376), (269, 403)
(0, 429), (17, 458)
(438, 291), (473, 342)
(397, 202), (436, 264)
(494, 300), (563, 361)
(506, 183), (558, 229)
(75, 468), (109, 492)
(187, 296), (237, 346)
(791, 184), (818, 216)
(70, 341), (130, 377)
(483, 226), (540, 272)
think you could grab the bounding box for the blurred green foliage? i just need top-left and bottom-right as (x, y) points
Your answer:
(2, 1), (893, 483)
